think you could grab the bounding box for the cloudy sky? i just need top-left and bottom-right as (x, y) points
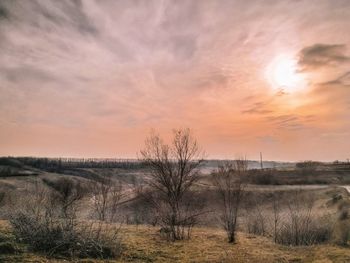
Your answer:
(0, 0), (349, 161)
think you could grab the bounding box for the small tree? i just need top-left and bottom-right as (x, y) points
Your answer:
(140, 128), (204, 241)
(212, 159), (247, 243)
(90, 176), (123, 222)
(47, 177), (85, 218)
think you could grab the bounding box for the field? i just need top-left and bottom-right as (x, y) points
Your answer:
(1, 222), (350, 263)
(1, 157), (350, 262)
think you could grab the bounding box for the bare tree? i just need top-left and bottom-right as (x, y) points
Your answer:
(212, 159), (247, 243)
(47, 177), (85, 219)
(90, 176), (123, 222)
(140, 128), (204, 241)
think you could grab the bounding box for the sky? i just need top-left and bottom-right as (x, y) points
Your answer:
(0, 0), (349, 161)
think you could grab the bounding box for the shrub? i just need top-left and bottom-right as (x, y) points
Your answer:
(276, 220), (332, 246)
(273, 190), (333, 246)
(296, 161), (320, 176)
(338, 199), (350, 212)
(339, 208), (349, 221)
(247, 169), (280, 185)
(332, 220), (350, 246)
(333, 204), (350, 245)
(0, 241), (19, 254)
(331, 194), (343, 204)
(246, 215), (267, 236)
(10, 212), (122, 259)
(244, 197), (268, 236)
(9, 178), (122, 259)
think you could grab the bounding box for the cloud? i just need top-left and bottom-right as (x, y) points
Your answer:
(241, 90), (288, 115)
(1, 66), (59, 83)
(298, 44), (350, 70)
(242, 101), (273, 115)
(265, 114), (311, 131)
(0, 0), (349, 160)
(297, 43), (350, 128)
(0, 4), (8, 20)
(320, 71), (350, 87)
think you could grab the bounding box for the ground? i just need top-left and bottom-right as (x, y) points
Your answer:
(1, 221), (350, 263)
(1, 161), (350, 262)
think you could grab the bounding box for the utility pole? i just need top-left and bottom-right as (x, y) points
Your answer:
(260, 152), (263, 169)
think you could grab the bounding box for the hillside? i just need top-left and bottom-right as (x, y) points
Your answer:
(1, 157), (350, 262)
(1, 222), (350, 263)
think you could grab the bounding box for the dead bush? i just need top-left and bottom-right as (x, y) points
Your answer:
(0, 241), (19, 254)
(276, 219), (332, 246)
(274, 190), (332, 246)
(247, 169), (280, 185)
(337, 199), (350, 214)
(10, 212), (122, 258)
(339, 207), (349, 221)
(244, 196), (268, 236)
(9, 178), (122, 259)
(332, 203), (350, 245)
(89, 176), (123, 222)
(332, 220), (350, 246)
(332, 194), (343, 204)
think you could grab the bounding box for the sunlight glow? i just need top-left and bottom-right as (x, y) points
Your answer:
(266, 55), (307, 91)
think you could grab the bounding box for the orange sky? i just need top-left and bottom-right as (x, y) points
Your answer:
(0, 0), (349, 161)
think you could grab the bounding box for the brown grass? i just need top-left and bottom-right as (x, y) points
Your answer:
(1, 220), (350, 262)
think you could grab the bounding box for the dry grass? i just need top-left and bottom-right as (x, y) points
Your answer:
(1, 220), (350, 263)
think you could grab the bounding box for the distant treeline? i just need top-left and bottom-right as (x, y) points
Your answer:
(295, 160), (350, 172)
(0, 157), (147, 171)
(1, 156), (349, 173)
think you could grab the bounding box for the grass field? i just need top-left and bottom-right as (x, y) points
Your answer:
(1, 221), (350, 263)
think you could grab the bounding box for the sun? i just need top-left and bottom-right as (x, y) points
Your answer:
(266, 55), (307, 91)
